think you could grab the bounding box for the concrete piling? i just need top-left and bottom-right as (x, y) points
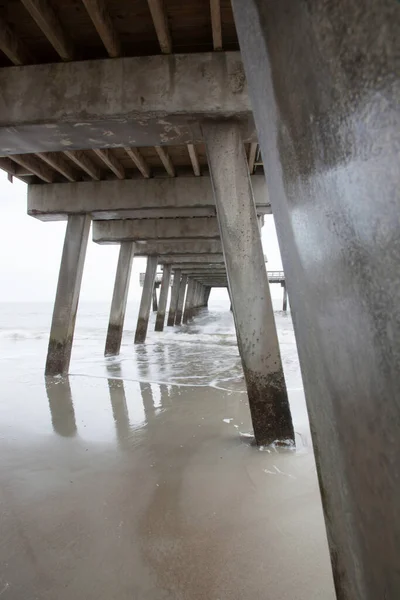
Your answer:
(182, 279), (195, 323)
(152, 287), (158, 312)
(155, 264), (172, 332)
(204, 122), (294, 447)
(134, 256), (158, 344)
(175, 274), (188, 325)
(105, 242), (134, 356)
(282, 283), (288, 312)
(45, 215), (91, 376)
(167, 269), (181, 326)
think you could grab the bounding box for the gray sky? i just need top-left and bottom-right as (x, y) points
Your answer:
(0, 171), (283, 302)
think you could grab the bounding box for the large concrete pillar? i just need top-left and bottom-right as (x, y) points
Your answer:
(182, 278), (195, 324)
(45, 215), (91, 375)
(231, 1), (399, 598)
(203, 286), (211, 307)
(104, 242), (134, 356)
(282, 283), (288, 312)
(175, 274), (188, 325)
(167, 269), (181, 326)
(203, 123), (294, 447)
(155, 264), (172, 332)
(152, 287), (158, 312)
(134, 255), (158, 344)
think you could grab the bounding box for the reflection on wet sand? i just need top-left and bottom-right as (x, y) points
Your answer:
(45, 375), (77, 437)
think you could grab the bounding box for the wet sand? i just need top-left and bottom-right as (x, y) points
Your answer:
(0, 307), (336, 599)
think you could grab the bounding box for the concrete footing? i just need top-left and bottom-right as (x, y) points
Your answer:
(45, 215), (91, 376)
(175, 274), (188, 325)
(134, 256), (158, 344)
(204, 122), (294, 447)
(105, 242), (134, 356)
(155, 265), (172, 332)
(167, 269), (181, 326)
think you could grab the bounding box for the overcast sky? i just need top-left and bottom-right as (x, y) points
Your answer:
(0, 171), (283, 303)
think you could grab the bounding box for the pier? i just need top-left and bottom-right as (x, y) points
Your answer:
(0, 1), (398, 598)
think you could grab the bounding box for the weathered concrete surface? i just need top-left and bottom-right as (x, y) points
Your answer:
(0, 52), (254, 154)
(175, 274), (188, 325)
(105, 242), (134, 356)
(93, 218), (220, 243)
(231, 0), (400, 598)
(155, 265), (172, 332)
(134, 256), (158, 344)
(203, 286), (211, 306)
(159, 254), (225, 264)
(132, 241), (223, 256)
(167, 269), (181, 326)
(282, 283), (288, 312)
(28, 175), (271, 221)
(152, 288), (158, 312)
(204, 122), (294, 447)
(45, 215), (91, 375)
(182, 279), (195, 324)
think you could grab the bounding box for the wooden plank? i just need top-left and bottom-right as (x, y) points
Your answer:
(0, 15), (31, 65)
(147, 0), (172, 54)
(37, 152), (78, 182)
(210, 0), (222, 50)
(187, 144), (201, 176)
(81, 0), (122, 58)
(248, 143), (258, 174)
(124, 147), (151, 178)
(20, 0), (74, 60)
(64, 150), (101, 180)
(93, 148), (125, 179)
(155, 146), (175, 177)
(9, 154), (55, 182)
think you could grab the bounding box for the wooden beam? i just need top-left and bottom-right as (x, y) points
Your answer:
(37, 152), (78, 182)
(64, 150), (101, 180)
(187, 144), (201, 176)
(93, 148), (125, 179)
(248, 143), (258, 174)
(124, 147), (151, 179)
(210, 0), (222, 51)
(147, 0), (172, 54)
(155, 146), (175, 177)
(9, 154), (55, 183)
(0, 15), (31, 65)
(81, 0), (122, 58)
(20, 0), (74, 60)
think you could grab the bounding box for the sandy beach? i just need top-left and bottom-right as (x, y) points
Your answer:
(0, 301), (335, 599)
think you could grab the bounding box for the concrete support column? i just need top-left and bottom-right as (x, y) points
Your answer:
(152, 287), (158, 312)
(203, 286), (211, 307)
(155, 264), (172, 332)
(175, 274), (188, 325)
(182, 278), (195, 324)
(282, 283), (288, 312)
(231, 1), (399, 597)
(45, 215), (91, 376)
(167, 269), (181, 326)
(104, 242), (134, 356)
(134, 256), (158, 344)
(204, 122), (294, 446)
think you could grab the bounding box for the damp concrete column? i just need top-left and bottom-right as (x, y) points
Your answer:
(175, 274), (188, 325)
(152, 287), (158, 312)
(203, 286), (211, 307)
(182, 278), (195, 324)
(231, 1), (399, 597)
(282, 283), (288, 312)
(167, 269), (181, 326)
(134, 255), (158, 344)
(203, 122), (294, 447)
(155, 264), (172, 332)
(45, 214), (91, 376)
(104, 242), (134, 356)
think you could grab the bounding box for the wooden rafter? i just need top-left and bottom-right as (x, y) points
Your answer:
(20, 0), (74, 61)
(9, 154), (55, 183)
(64, 150), (101, 180)
(210, 0), (222, 51)
(124, 147), (151, 179)
(93, 148), (125, 179)
(187, 144), (201, 176)
(37, 152), (78, 182)
(155, 146), (175, 177)
(0, 15), (31, 65)
(147, 0), (172, 54)
(81, 0), (122, 58)
(248, 143), (258, 174)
